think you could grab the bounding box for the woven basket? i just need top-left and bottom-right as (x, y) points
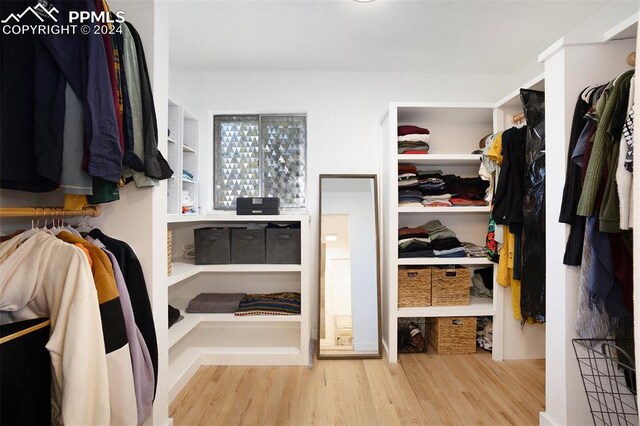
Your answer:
(167, 228), (173, 276)
(431, 267), (470, 306)
(429, 317), (477, 354)
(398, 268), (432, 307)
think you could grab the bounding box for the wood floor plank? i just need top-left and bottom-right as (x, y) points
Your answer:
(169, 352), (545, 426)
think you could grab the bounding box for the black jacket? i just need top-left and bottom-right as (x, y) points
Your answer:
(89, 228), (158, 396)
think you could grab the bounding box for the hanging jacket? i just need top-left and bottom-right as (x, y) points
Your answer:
(0, 232), (110, 425)
(89, 237), (154, 424)
(88, 228), (159, 397)
(0, 0), (59, 192)
(121, 22), (158, 187)
(56, 231), (138, 426)
(38, 0), (123, 183)
(125, 22), (174, 181)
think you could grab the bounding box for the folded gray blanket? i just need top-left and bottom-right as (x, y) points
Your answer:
(186, 293), (247, 313)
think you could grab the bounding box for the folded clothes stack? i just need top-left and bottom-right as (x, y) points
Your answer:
(462, 242), (487, 257)
(397, 170), (488, 208)
(398, 125), (430, 154)
(398, 220), (467, 258)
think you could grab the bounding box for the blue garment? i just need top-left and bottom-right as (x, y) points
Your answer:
(39, 0), (123, 183)
(586, 216), (629, 327)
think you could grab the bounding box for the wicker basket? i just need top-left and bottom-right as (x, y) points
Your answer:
(429, 317), (477, 354)
(398, 267), (432, 307)
(398, 317), (432, 353)
(431, 266), (470, 306)
(167, 228), (173, 276)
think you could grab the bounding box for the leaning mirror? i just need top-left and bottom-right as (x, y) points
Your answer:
(318, 174), (382, 359)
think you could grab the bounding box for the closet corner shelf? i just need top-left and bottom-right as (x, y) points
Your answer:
(166, 213), (310, 223)
(168, 137), (177, 144)
(169, 313), (302, 349)
(397, 154), (481, 165)
(397, 257), (493, 266)
(182, 144), (196, 153)
(168, 261), (302, 287)
(397, 297), (494, 318)
(397, 206), (490, 213)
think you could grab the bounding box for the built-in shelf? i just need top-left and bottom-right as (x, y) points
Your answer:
(397, 257), (493, 266)
(398, 206), (490, 213)
(182, 144), (196, 153)
(397, 154), (481, 165)
(169, 312), (302, 348)
(168, 137), (177, 144)
(397, 297), (494, 318)
(182, 179), (195, 184)
(168, 260), (302, 287)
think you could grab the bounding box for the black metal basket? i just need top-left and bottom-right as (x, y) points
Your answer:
(573, 339), (637, 425)
(398, 317), (432, 354)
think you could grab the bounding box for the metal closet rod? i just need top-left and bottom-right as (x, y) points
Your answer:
(0, 205), (102, 218)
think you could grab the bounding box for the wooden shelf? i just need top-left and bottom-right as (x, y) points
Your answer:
(398, 206), (489, 213)
(397, 297), (494, 317)
(397, 257), (493, 266)
(397, 154), (481, 165)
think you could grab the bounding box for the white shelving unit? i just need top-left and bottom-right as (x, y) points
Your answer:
(166, 98), (199, 216)
(381, 102), (499, 363)
(166, 214), (310, 401)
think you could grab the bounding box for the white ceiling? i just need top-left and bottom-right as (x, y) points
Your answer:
(168, 0), (624, 73)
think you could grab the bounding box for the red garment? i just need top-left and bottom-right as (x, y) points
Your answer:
(398, 125), (429, 136)
(398, 165), (417, 174)
(402, 150), (429, 155)
(450, 198), (487, 206)
(398, 227), (429, 237)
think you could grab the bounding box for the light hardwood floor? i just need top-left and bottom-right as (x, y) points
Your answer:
(169, 351), (545, 426)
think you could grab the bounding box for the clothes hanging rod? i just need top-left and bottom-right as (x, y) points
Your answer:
(0, 206), (102, 218)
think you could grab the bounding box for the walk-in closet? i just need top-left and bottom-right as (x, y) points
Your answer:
(1, 1), (639, 425)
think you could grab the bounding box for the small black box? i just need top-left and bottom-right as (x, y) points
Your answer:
(194, 228), (231, 265)
(231, 228), (266, 264)
(236, 197), (280, 215)
(266, 228), (301, 264)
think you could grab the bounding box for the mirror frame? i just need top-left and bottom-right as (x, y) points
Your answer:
(317, 174), (382, 360)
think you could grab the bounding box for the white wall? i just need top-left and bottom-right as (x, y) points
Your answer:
(169, 70), (510, 337)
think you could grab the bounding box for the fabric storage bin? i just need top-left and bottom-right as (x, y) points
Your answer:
(194, 228), (231, 265)
(429, 317), (477, 354)
(231, 228), (266, 264)
(398, 317), (431, 353)
(398, 267), (432, 307)
(266, 228), (301, 264)
(431, 266), (470, 306)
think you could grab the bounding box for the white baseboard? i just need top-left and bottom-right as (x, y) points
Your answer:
(539, 411), (556, 426)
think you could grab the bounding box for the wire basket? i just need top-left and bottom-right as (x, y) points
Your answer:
(573, 339), (637, 425)
(398, 317), (432, 353)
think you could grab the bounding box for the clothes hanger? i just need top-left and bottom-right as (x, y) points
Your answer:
(18, 207), (44, 243)
(75, 214), (94, 234)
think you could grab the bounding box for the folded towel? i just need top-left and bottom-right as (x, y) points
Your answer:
(186, 293), (247, 313)
(398, 125), (430, 136)
(398, 134), (431, 143)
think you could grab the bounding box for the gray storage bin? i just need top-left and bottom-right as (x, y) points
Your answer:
(231, 228), (266, 264)
(266, 229), (301, 264)
(194, 228), (230, 265)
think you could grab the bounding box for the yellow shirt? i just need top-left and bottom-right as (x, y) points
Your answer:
(496, 225), (522, 321)
(487, 131), (504, 165)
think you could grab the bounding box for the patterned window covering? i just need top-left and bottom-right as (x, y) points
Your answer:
(214, 115), (307, 210)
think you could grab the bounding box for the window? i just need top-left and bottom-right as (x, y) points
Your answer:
(213, 114), (307, 210)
